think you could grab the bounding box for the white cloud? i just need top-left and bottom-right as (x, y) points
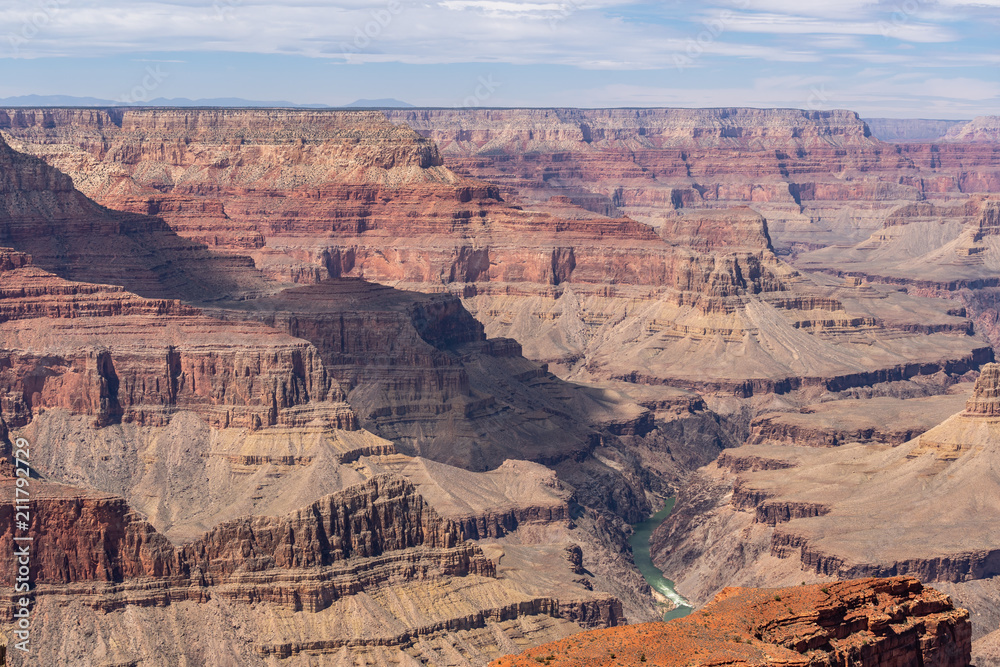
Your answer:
(704, 11), (956, 42)
(0, 0), (994, 117)
(439, 1), (565, 11)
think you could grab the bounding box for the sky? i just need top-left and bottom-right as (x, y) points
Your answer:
(0, 0), (997, 117)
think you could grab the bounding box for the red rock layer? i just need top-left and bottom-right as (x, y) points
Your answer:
(0, 108), (791, 298)
(0, 475), (493, 612)
(491, 577), (972, 667)
(1, 110), (989, 408)
(385, 108), (1000, 211)
(0, 248), (352, 430)
(0, 131), (266, 302)
(0, 131), (623, 483)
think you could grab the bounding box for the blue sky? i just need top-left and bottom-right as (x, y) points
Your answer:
(0, 0), (997, 117)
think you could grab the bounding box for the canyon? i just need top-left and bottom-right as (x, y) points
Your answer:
(0, 106), (998, 665)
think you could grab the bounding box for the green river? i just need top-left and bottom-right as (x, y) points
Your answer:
(628, 498), (693, 621)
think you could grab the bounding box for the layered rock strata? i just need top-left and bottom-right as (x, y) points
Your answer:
(864, 118), (968, 143)
(748, 388), (972, 448)
(0, 129), (661, 665)
(0, 246), (353, 432)
(0, 475), (492, 608)
(796, 198), (1000, 351)
(0, 473), (624, 665)
(382, 108), (1000, 248)
(2, 110), (990, 400)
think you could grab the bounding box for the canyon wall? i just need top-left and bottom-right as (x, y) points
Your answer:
(864, 118), (968, 143)
(2, 108), (989, 401)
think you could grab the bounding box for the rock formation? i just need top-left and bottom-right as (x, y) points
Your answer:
(965, 363), (1000, 417)
(491, 577), (972, 667)
(651, 366), (1000, 657)
(796, 198), (1000, 351)
(0, 472), (625, 665)
(382, 108), (1000, 249)
(0, 126), (664, 664)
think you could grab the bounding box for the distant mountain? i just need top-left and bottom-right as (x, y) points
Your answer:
(145, 97), (332, 108)
(0, 94), (127, 107)
(0, 94), (414, 109)
(342, 98), (414, 108)
(0, 94), (329, 108)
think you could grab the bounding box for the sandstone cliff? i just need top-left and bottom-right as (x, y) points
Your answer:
(388, 108), (880, 153)
(0, 471), (624, 665)
(382, 108), (1000, 252)
(0, 245), (352, 432)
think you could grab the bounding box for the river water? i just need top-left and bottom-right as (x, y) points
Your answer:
(628, 498), (694, 621)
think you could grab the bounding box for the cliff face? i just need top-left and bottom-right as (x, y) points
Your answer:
(388, 108), (879, 152)
(383, 108), (1000, 249)
(3, 110), (990, 401)
(0, 472), (485, 595)
(0, 244), (352, 431)
(491, 577), (972, 667)
(0, 130), (268, 302)
(0, 468), (627, 662)
(1, 108), (791, 296)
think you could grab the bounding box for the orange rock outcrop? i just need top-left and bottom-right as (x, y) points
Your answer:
(491, 577), (971, 667)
